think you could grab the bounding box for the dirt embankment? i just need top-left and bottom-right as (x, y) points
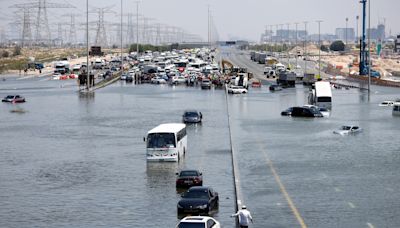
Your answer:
(0, 47), (123, 75)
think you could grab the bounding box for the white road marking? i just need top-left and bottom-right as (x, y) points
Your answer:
(347, 202), (356, 208)
(334, 187), (342, 192)
(366, 222), (375, 228)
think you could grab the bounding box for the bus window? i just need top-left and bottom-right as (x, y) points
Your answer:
(147, 133), (176, 148)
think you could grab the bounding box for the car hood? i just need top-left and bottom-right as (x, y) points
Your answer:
(178, 198), (209, 207)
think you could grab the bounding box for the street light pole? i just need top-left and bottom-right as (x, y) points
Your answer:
(136, 1), (139, 54)
(345, 17), (349, 48)
(304, 21), (308, 74)
(208, 5), (210, 49)
(286, 23), (290, 68)
(86, 0), (89, 91)
(316, 20), (323, 78)
(295, 22), (299, 67)
(270, 25), (273, 54)
(120, 0), (123, 72)
(356, 15), (359, 44)
(368, 0), (371, 99)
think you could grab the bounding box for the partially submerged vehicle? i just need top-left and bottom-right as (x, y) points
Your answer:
(379, 101), (395, 107)
(333, 125), (362, 135)
(2, 95), (26, 103)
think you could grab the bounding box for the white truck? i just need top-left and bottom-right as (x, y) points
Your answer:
(308, 81), (332, 109)
(54, 60), (70, 74)
(93, 58), (103, 69)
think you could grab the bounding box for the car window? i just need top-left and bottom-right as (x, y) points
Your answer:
(178, 222), (206, 228)
(183, 190), (209, 199)
(180, 171), (199, 177)
(207, 219), (216, 228)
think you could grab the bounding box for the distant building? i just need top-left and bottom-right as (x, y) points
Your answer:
(395, 35), (400, 53)
(276, 30), (307, 41)
(367, 24), (385, 41)
(260, 29), (307, 43)
(335, 28), (355, 42)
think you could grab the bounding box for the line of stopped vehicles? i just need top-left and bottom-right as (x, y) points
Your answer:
(144, 109), (221, 228)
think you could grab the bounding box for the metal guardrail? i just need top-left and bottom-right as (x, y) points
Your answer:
(225, 88), (242, 228)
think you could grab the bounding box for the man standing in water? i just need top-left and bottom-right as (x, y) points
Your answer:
(231, 205), (253, 228)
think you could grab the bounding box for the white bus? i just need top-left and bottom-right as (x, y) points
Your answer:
(145, 123), (187, 162)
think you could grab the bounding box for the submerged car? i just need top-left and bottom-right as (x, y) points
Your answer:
(182, 110), (202, 123)
(281, 107), (294, 116)
(125, 75), (133, 83)
(290, 106), (323, 117)
(177, 186), (219, 215)
(303, 105), (330, 117)
(176, 216), (220, 228)
(151, 76), (167, 84)
(333, 125), (362, 135)
(2, 95), (26, 103)
(201, 79), (212, 89)
(269, 84), (282, 91)
(379, 101), (395, 107)
(176, 170), (203, 187)
(227, 85), (248, 94)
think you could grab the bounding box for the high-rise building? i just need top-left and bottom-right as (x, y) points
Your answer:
(335, 28), (355, 42)
(367, 24), (385, 41)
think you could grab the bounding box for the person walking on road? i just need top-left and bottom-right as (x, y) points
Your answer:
(231, 205), (253, 228)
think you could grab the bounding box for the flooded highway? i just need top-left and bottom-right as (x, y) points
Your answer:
(1, 50), (400, 228)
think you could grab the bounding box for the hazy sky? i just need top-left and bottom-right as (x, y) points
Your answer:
(1, 0), (399, 41)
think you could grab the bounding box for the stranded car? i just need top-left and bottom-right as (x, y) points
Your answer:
(281, 107), (294, 116)
(176, 170), (203, 187)
(227, 85), (248, 94)
(2, 95), (26, 103)
(176, 216), (220, 228)
(290, 106), (323, 117)
(182, 110), (202, 123)
(333, 125), (362, 135)
(177, 186), (219, 215)
(201, 79), (212, 89)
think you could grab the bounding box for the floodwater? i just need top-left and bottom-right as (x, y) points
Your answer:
(1, 65), (400, 228)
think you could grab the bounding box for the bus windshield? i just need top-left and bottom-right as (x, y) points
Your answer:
(147, 133), (176, 148)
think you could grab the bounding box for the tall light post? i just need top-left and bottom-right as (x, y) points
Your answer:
(136, 1), (139, 54)
(207, 5), (210, 49)
(295, 22), (299, 67)
(275, 24), (279, 57)
(303, 21), (308, 74)
(269, 24), (273, 54)
(286, 23), (290, 68)
(86, 0), (89, 91)
(316, 20), (323, 78)
(120, 0), (123, 72)
(367, 0), (371, 98)
(356, 15), (359, 44)
(345, 17), (349, 47)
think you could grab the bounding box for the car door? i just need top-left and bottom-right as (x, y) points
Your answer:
(208, 188), (216, 209)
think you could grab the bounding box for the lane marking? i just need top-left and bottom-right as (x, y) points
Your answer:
(347, 202), (356, 208)
(257, 141), (307, 228)
(334, 187), (342, 192)
(367, 222), (375, 228)
(386, 187), (394, 192)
